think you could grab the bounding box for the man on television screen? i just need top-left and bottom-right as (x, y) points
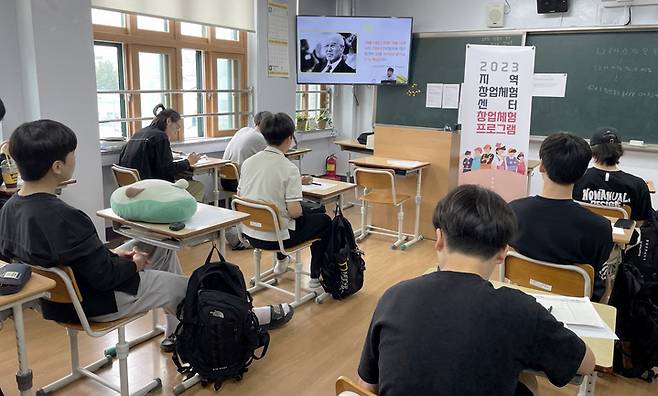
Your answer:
(381, 67), (397, 84)
(311, 33), (356, 73)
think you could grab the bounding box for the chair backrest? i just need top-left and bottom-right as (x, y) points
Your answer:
(577, 201), (630, 220)
(31, 266), (82, 304)
(111, 164), (141, 187)
(354, 167), (395, 191)
(335, 376), (376, 396)
(501, 251), (594, 298)
(218, 162), (240, 181)
(231, 196), (281, 234)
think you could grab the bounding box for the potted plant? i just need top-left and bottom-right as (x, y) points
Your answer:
(296, 112), (309, 131)
(316, 110), (331, 129)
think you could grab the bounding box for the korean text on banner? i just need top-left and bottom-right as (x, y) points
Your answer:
(458, 45), (535, 202)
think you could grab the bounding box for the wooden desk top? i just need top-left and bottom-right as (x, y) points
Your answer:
(0, 267), (55, 309)
(605, 216), (635, 245)
(97, 203), (250, 240)
(0, 179), (77, 195)
(421, 267), (615, 370)
(349, 156), (431, 171)
(190, 157), (230, 172)
(302, 178), (357, 200)
(335, 139), (374, 154)
(489, 280), (616, 370)
(285, 148), (312, 158)
(647, 179), (655, 194)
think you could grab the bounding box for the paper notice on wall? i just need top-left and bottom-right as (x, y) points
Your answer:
(426, 83), (444, 108)
(267, 0), (290, 78)
(442, 84), (460, 109)
(533, 73), (567, 97)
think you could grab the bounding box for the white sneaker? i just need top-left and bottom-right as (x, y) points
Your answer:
(308, 278), (321, 289)
(274, 256), (289, 275)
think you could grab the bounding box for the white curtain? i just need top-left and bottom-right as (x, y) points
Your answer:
(91, 0), (255, 32)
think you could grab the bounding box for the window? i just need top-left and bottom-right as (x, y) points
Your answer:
(137, 15), (169, 32)
(92, 9), (125, 27)
(296, 85), (331, 130)
(181, 49), (204, 138)
(215, 27), (238, 41)
(92, 8), (248, 140)
(94, 42), (126, 138)
(181, 22), (206, 38)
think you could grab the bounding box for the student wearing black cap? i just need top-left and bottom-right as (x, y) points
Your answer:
(573, 127), (653, 225)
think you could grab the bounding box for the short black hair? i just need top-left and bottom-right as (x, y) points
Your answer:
(9, 120), (77, 181)
(387, 67), (394, 72)
(254, 111), (273, 126)
(433, 185), (517, 260)
(150, 104), (180, 131)
(260, 113), (295, 146)
(0, 98), (5, 121)
(539, 132), (592, 185)
(592, 142), (623, 166)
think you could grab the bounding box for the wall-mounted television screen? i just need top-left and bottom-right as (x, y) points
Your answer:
(296, 16), (413, 85)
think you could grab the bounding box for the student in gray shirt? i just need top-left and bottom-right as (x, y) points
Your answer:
(221, 111), (272, 192)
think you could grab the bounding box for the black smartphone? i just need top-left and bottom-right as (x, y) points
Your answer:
(614, 218), (634, 229)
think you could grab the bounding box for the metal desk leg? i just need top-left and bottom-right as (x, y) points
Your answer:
(213, 167), (220, 207)
(12, 304), (33, 396)
(577, 373), (597, 396)
(219, 229), (226, 257)
(401, 168), (424, 250)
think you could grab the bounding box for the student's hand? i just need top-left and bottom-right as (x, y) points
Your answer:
(112, 248), (135, 259)
(187, 152), (201, 166)
(132, 249), (149, 272)
(301, 175), (314, 185)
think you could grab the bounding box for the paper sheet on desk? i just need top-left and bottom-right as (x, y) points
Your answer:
(386, 160), (423, 168)
(530, 294), (618, 340)
(612, 227), (625, 235)
(302, 180), (335, 192)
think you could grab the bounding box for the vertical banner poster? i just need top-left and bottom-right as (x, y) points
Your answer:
(267, 0), (290, 78)
(459, 45), (535, 202)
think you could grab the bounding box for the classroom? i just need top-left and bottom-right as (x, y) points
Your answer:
(1, 0), (658, 395)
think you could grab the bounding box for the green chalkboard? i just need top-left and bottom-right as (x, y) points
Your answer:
(528, 31), (658, 143)
(375, 34), (522, 128)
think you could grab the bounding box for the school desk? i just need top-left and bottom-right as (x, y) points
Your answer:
(0, 265), (56, 396)
(188, 157), (230, 207)
(285, 148), (312, 171)
(97, 203), (249, 257)
(301, 177), (357, 207)
(0, 179), (77, 196)
(526, 160), (540, 195)
(349, 155), (430, 250)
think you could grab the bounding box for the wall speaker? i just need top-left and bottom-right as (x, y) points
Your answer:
(537, 0), (568, 14)
(487, 3), (505, 28)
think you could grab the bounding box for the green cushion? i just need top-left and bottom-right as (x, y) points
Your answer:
(111, 179), (197, 223)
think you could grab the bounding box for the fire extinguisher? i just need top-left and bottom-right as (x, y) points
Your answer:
(325, 153), (337, 180)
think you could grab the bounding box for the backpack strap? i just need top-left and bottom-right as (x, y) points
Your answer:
(205, 243), (227, 265)
(253, 331), (270, 360)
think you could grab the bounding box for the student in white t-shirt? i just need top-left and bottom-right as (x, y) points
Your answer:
(238, 113), (331, 287)
(221, 111), (272, 192)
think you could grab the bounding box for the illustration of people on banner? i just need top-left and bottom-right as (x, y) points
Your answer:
(458, 44), (535, 202)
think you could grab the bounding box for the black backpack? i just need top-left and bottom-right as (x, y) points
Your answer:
(609, 262), (658, 382)
(320, 206), (365, 299)
(622, 211), (658, 282)
(172, 245), (269, 390)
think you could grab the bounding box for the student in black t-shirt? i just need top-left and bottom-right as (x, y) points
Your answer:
(357, 185), (595, 396)
(509, 133), (613, 301)
(573, 127), (653, 225)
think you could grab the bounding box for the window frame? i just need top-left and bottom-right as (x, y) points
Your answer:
(296, 84), (331, 130)
(92, 8), (248, 141)
(94, 40), (128, 137)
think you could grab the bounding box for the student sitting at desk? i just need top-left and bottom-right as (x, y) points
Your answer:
(509, 133), (613, 301)
(573, 127), (653, 225)
(221, 110), (272, 192)
(357, 185), (595, 396)
(238, 113), (331, 284)
(0, 120), (293, 352)
(119, 104), (204, 201)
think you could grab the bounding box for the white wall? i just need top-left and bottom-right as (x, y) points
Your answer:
(2, 0), (106, 237)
